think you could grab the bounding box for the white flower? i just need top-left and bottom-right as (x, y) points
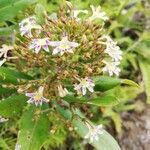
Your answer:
(26, 86), (49, 106)
(58, 85), (69, 97)
(102, 60), (121, 76)
(15, 144), (21, 150)
(89, 5), (108, 21)
(74, 77), (95, 95)
(19, 16), (41, 37)
(0, 116), (8, 123)
(0, 44), (13, 66)
(84, 123), (104, 143)
(70, 9), (88, 22)
(49, 36), (79, 56)
(29, 38), (51, 54)
(102, 35), (122, 62)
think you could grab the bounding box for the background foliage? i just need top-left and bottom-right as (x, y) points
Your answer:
(0, 0), (150, 150)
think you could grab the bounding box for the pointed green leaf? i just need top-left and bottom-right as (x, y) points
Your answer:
(92, 76), (139, 92)
(63, 94), (119, 106)
(92, 76), (121, 92)
(17, 105), (49, 150)
(0, 94), (27, 117)
(121, 79), (140, 88)
(139, 60), (150, 103)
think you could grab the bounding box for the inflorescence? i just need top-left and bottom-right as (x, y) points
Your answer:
(0, 3), (123, 143)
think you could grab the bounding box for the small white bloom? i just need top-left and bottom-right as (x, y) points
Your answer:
(89, 5), (108, 21)
(70, 9), (88, 22)
(49, 36), (79, 56)
(29, 38), (51, 54)
(74, 77), (95, 95)
(102, 60), (121, 76)
(58, 85), (69, 97)
(102, 35), (122, 62)
(0, 116), (8, 123)
(15, 144), (21, 150)
(19, 16), (41, 37)
(26, 86), (49, 106)
(84, 123), (104, 143)
(0, 44), (13, 66)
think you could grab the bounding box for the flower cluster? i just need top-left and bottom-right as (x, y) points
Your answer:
(0, 3), (123, 145)
(13, 4), (122, 106)
(100, 35), (122, 76)
(0, 3), (122, 108)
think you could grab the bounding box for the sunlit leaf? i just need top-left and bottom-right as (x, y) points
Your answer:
(0, 94), (27, 117)
(0, 0), (37, 21)
(121, 79), (140, 88)
(17, 105), (49, 150)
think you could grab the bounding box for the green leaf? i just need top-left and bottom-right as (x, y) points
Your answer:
(0, 138), (9, 150)
(0, 0), (18, 8)
(92, 76), (139, 92)
(0, 94), (27, 117)
(0, 86), (16, 95)
(92, 76), (121, 92)
(56, 105), (121, 150)
(0, 68), (18, 85)
(0, 0), (37, 21)
(0, 26), (16, 36)
(55, 104), (72, 120)
(73, 119), (121, 150)
(63, 94), (119, 106)
(139, 59), (150, 103)
(17, 105), (49, 150)
(121, 79), (140, 88)
(104, 108), (122, 133)
(0, 67), (33, 85)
